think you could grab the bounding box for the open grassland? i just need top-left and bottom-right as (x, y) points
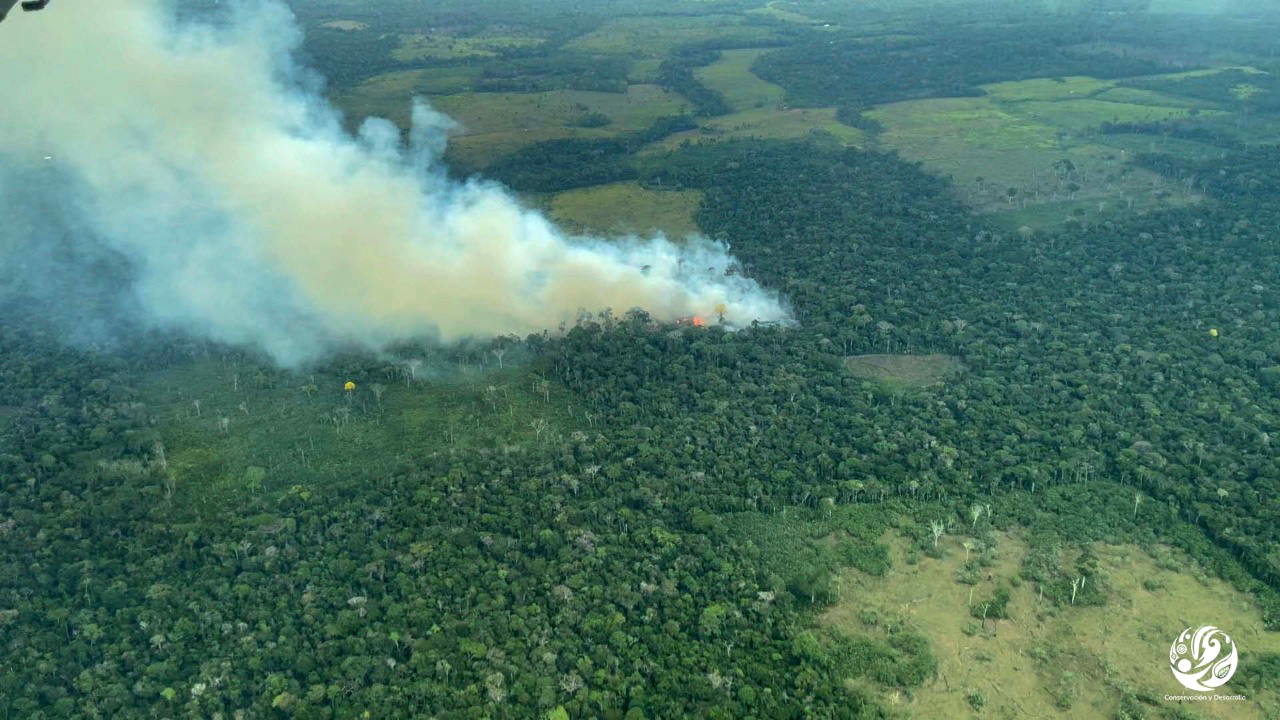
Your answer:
(746, 1), (826, 25)
(392, 31), (545, 62)
(635, 47), (861, 154)
(433, 85), (688, 167)
(649, 107), (862, 152)
(1093, 86), (1218, 109)
(337, 67), (482, 121)
(823, 532), (1280, 718)
(1013, 98), (1221, 134)
(430, 85), (685, 135)
(339, 83), (688, 168)
(548, 182), (704, 238)
(564, 15), (779, 56)
(981, 75), (1114, 102)
(1157, 65), (1269, 79)
(627, 58), (664, 84)
(869, 96), (1059, 152)
(319, 20), (367, 31)
(695, 49), (787, 111)
(867, 82), (1211, 218)
(141, 357), (580, 514)
(862, 67), (1269, 224)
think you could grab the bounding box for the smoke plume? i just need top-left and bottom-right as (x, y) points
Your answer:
(0, 1), (785, 364)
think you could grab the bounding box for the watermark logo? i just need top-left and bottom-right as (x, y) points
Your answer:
(1169, 626), (1238, 692)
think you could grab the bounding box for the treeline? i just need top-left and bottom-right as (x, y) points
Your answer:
(1099, 119), (1241, 148)
(475, 54), (632, 94)
(1119, 69), (1280, 114)
(752, 26), (1175, 108)
(1139, 145), (1280, 202)
(656, 48), (733, 117)
(835, 105), (885, 136)
(298, 28), (403, 88)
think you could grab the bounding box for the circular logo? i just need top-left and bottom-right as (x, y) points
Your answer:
(1169, 626), (1239, 691)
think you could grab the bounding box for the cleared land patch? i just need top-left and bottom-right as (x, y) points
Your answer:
(391, 31), (544, 62)
(548, 182), (704, 238)
(823, 533), (1280, 718)
(337, 67), (482, 123)
(564, 15), (778, 57)
(981, 76), (1113, 102)
(867, 89), (1199, 221)
(430, 85), (685, 136)
(746, 1), (825, 25)
(845, 354), (962, 388)
(433, 85), (688, 167)
(338, 84), (688, 167)
(1013, 98), (1214, 134)
(650, 107), (862, 152)
(861, 70), (1273, 226)
(319, 20), (367, 31)
(695, 49), (787, 111)
(1093, 86), (1216, 109)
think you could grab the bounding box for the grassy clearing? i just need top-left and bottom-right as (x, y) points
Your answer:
(319, 20), (367, 31)
(1093, 86), (1218, 109)
(862, 69), (1273, 224)
(142, 357), (580, 513)
(338, 83), (688, 167)
(1014, 99), (1218, 134)
(627, 58), (664, 84)
(845, 354), (963, 389)
(1152, 65), (1269, 80)
(695, 48), (787, 112)
(430, 85), (686, 136)
(823, 532), (1280, 718)
(869, 96), (1059, 151)
(549, 182), (704, 238)
(391, 32), (544, 62)
(564, 15), (778, 57)
(430, 85), (688, 167)
(746, 1), (825, 26)
(649, 107), (862, 152)
(981, 76), (1113, 102)
(336, 67), (482, 123)
(867, 92), (1198, 217)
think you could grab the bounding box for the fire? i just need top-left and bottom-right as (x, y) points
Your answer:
(692, 315), (705, 327)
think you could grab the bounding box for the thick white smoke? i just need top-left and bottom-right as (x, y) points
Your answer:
(0, 1), (785, 364)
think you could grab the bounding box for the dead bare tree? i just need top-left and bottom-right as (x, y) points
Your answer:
(530, 418), (548, 441)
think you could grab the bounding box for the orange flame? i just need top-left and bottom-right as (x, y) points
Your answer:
(692, 316), (705, 327)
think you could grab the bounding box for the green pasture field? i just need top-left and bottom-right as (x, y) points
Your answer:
(319, 20), (367, 31)
(337, 67), (483, 123)
(695, 48), (787, 111)
(563, 15), (779, 56)
(392, 31), (545, 62)
(648, 107), (862, 153)
(823, 532), (1280, 718)
(864, 71), (1247, 219)
(547, 182), (705, 238)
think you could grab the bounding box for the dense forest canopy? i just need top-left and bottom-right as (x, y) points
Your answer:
(4, 1), (1280, 718)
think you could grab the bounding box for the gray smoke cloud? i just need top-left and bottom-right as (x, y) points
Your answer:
(0, 1), (786, 364)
